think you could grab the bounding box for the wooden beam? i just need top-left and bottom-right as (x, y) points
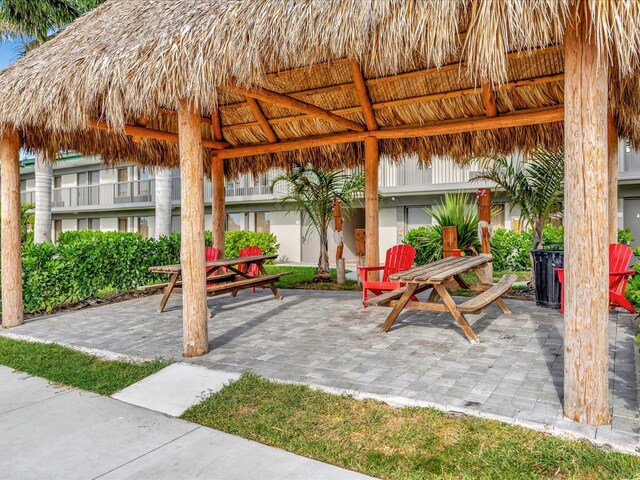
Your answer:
(365, 136), (380, 281)
(211, 155), (226, 258)
(89, 119), (229, 150)
(222, 73), (564, 132)
(178, 100), (209, 358)
(228, 85), (366, 132)
(608, 112), (619, 243)
(245, 97), (278, 142)
(350, 60), (377, 130)
(0, 129), (22, 327)
(563, 0), (610, 426)
(482, 84), (498, 117)
(263, 58), (352, 79)
(217, 106), (563, 159)
(211, 109), (223, 141)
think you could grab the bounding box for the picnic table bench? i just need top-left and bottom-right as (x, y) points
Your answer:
(144, 254), (290, 313)
(365, 255), (516, 344)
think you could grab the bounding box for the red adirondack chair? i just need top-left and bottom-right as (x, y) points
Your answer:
(205, 246), (221, 278)
(238, 245), (263, 292)
(556, 243), (636, 314)
(358, 245), (416, 307)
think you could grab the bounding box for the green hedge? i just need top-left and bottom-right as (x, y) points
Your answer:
(16, 230), (279, 314)
(404, 224), (564, 271)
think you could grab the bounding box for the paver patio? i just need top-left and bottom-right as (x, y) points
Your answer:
(3, 289), (639, 452)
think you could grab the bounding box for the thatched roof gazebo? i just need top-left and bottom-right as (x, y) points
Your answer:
(1, 0), (639, 427)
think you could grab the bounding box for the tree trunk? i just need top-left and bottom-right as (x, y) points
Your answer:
(154, 167), (173, 239)
(563, 0), (610, 425)
(317, 223), (330, 279)
(533, 218), (543, 250)
(34, 151), (52, 243)
(1, 129), (23, 327)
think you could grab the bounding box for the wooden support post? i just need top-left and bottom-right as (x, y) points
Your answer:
(563, 0), (610, 426)
(1, 129), (23, 327)
(443, 226), (458, 258)
(355, 228), (366, 283)
(482, 84), (498, 117)
(608, 112), (618, 244)
(364, 136), (379, 281)
(178, 100), (208, 357)
(477, 188), (493, 280)
(211, 155), (225, 258)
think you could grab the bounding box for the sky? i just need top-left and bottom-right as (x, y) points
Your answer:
(0, 38), (24, 70)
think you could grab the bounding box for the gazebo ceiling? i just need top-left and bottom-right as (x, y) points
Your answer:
(2, 0), (640, 176)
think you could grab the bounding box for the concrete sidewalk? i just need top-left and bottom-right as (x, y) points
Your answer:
(0, 366), (373, 480)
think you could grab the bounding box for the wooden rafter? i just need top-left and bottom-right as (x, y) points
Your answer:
(222, 73), (564, 132)
(88, 119), (229, 150)
(350, 60), (377, 130)
(245, 96), (278, 142)
(228, 84), (366, 132)
(221, 44), (560, 112)
(482, 84), (498, 117)
(211, 109), (223, 141)
(215, 106), (562, 159)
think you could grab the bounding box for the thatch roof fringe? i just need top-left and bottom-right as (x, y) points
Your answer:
(0, 0), (639, 176)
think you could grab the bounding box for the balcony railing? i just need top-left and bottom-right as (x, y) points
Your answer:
(43, 179), (156, 209)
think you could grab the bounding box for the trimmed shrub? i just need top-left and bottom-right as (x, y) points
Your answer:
(13, 230), (278, 314)
(404, 224), (566, 271)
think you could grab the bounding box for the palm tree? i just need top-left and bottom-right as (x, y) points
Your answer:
(472, 150), (564, 250)
(272, 165), (365, 280)
(0, 1), (104, 243)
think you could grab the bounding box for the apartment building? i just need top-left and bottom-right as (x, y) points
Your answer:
(19, 144), (640, 263)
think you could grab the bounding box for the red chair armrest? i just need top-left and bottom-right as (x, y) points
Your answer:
(610, 270), (636, 277)
(358, 265), (384, 280)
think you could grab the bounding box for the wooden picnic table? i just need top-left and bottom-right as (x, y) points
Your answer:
(146, 254), (288, 313)
(365, 256), (516, 344)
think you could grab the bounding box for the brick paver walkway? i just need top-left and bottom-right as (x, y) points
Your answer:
(4, 289), (639, 452)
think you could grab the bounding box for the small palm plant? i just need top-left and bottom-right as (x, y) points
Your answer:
(272, 165), (365, 280)
(471, 150), (564, 250)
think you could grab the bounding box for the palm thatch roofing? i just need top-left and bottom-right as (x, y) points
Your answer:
(1, 0), (640, 177)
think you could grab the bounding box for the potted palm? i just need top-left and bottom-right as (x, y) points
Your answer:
(473, 150), (564, 308)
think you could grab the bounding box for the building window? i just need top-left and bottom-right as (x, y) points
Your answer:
(405, 206), (431, 232)
(255, 212), (270, 232)
(491, 204), (505, 228)
(117, 167), (129, 197)
(226, 213), (244, 231)
(138, 217), (149, 239)
(89, 218), (100, 231)
(53, 220), (62, 242)
(118, 218), (128, 232)
(77, 218), (88, 230)
(135, 167), (150, 196)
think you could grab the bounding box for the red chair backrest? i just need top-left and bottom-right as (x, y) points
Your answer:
(609, 243), (633, 294)
(239, 246), (263, 276)
(205, 247), (220, 262)
(609, 243), (632, 274)
(382, 245), (416, 282)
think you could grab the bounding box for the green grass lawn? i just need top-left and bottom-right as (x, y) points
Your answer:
(265, 265), (360, 291)
(0, 336), (169, 395)
(183, 374), (640, 480)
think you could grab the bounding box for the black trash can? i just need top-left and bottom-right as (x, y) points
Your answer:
(531, 245), (564, 308)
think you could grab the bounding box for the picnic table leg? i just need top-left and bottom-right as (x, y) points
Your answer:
(380, 283), (418, 333)
(158, 272), (179, 313)
(426, 287), (440, 303)
(473, 267), (511, 314)
(257, 263), (283, 300)
(433, 284), (480, 345)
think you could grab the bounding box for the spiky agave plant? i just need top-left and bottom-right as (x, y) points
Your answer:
(417, 192), (481, 263)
